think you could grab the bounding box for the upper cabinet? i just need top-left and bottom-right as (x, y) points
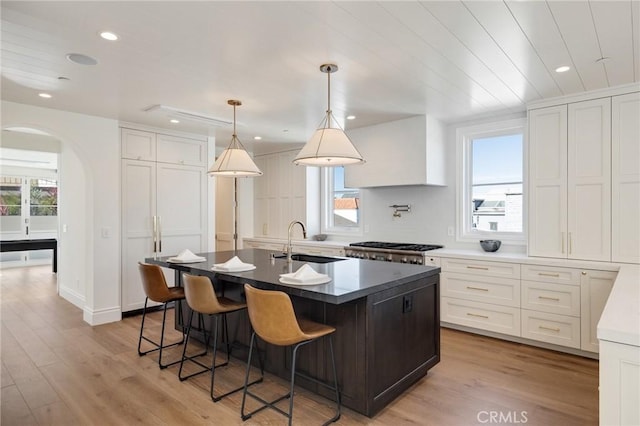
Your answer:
(528, 88), (640, 264)
(344, 115), (446, 188)
(611, 92), (640, 264)
(121, 127), (207, 167)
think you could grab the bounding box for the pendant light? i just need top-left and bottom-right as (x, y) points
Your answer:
(293, 64), (364, 166)
(208, 100), (263, 177)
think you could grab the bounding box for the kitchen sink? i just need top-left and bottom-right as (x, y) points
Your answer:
(273, 253), (345, 263)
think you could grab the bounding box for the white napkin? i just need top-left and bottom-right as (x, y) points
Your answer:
(280, 263), (328, 283)
(168, 249), (206, 262)
(213, 255), (254, 271)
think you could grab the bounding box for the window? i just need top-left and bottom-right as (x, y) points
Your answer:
(321, 167), (362, 235)
(457, 119), (525, 243)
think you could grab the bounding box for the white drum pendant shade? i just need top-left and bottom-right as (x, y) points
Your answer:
(294, 127), (364, 166)
(208, 145), (262, 177)
(294, 63), (364, 167)
(208, 99), (262, 177)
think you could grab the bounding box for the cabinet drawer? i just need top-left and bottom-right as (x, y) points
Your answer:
(521, 309), (581, 349)
(522, 280), (580, 316)
(425, 256), (440, 267)
(441, 272), (520, 307)
(521, 264), (580, 285)
(157, 134), (207, 166)
(440, 258), (520, 279)
(441, 297), (521, 337)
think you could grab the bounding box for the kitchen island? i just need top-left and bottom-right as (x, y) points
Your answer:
(147, 248), (440, 417)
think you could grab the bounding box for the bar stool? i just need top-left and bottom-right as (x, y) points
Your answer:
(241, 284), (341, 425)
(137, 262), (186, 369)
(179, 274), (262, 402)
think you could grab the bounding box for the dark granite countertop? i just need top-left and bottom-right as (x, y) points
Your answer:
(146, 248), (440, 304)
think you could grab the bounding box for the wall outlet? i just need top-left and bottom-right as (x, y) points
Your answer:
(447, 226), (454, 237)
(101, 227), (111, 238)
(262, 223), (268, 235)
(62, 224), (68, 233)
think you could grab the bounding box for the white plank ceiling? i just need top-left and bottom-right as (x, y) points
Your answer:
(1, 1), (638, 153)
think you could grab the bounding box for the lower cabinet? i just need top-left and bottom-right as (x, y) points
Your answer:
(440, 256), (617, 355)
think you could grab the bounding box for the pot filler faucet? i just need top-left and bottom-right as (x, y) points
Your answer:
(287, 220), (307, 263)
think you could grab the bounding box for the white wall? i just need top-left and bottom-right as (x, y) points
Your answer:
(2, 101), (121, 325)
(344, 111), (527, 251)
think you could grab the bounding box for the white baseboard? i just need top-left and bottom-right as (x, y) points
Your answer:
(59, 286), (85, 309)
(83, 306), (122, 325)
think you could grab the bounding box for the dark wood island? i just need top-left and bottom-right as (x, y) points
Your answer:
(147, 248), (440, 417)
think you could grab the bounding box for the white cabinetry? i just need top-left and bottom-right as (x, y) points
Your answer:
(440, 255), (616, 354)
(253, 150), (318, 239)
(529, 98), (611, 261)
(520, 265), (582, 349)
(344, 115), (446, 188)
(121, 128), (207, 312)
(599, 340), (640, 426)
(580, 270), (616, 352)
(611, 92), (640, 264)
(441, 259), (521, 337)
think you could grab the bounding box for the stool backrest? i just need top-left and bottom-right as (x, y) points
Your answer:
(138, 262), (172, 303)
(244, 284), (307, 346)
(182, 274), (224, 314)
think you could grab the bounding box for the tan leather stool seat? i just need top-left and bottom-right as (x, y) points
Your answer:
(241, 284), (340, 425)
(179, 274), (262, 402)
(137, 262), (186, 369)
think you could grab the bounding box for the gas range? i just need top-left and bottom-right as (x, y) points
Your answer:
(344, 241), (443, 264)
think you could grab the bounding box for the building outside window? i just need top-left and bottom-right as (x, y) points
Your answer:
(457, 118), (525, 243)
(321, 167), (362, 235)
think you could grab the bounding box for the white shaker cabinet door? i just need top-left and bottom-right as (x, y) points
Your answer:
(567, 98), (611, 261)
(528, 105), (568, 258)
(156, 163), (207, 262)
(580, 269), (616, 353)
(612, 92), (640, 264)
(121, 159), (158, 312)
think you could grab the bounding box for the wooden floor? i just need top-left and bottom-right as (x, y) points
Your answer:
(1, 266), (599, 425)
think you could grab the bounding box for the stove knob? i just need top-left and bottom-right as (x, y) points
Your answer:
(401, 257), (408, 263)
(386, 254), (393, 262)
(416, 258), (423, 265)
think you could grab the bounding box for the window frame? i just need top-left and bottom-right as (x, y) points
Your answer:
(456, 118), (527, 244)
(320, 167), (363, 237)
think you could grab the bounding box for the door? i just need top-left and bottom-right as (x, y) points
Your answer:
(0, 176), (58, 267)
(612, 92), (640, 263)
(528, 105), (568, 258)
(567, 98), (611, 261)
(121, 159), (157, 312)
(215, 177), (235, 251)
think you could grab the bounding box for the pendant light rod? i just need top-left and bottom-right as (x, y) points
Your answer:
(229, 99), (241, 136)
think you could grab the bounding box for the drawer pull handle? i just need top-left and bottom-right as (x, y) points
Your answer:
(538, 296), (560, 301)
(538, 325), (561, 333)
(466, 286), (489, 292)
(538, 272), (560, 277)
(467, 313), (489, 319)
(466, 266), (489, 270)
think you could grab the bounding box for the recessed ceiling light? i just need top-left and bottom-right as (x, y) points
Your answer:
(99, 31), (118, 41)
(170, 119), (180, 124)
(254, 136), (262, 140)
(66, 53), (98, 66)
(555, 65), (570, 73)
(282, 129), (289, 133)
(346, 115), (356, 120)
(38, 93), (52, 99)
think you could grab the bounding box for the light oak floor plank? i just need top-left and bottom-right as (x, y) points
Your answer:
(0, 266), (598, 425)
